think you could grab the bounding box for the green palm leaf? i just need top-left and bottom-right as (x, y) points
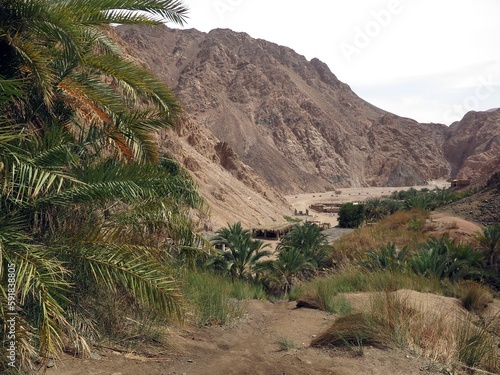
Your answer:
(73, 243), (182, 321)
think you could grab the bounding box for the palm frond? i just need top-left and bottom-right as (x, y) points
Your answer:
(64, 0), (189, 25)
(73, 243), (182, 321)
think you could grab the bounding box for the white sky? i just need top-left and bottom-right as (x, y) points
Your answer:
(171, 0), (500, 125)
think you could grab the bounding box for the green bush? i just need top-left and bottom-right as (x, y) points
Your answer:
(408, 237), (484, 282)
(338, 203), (365, 228)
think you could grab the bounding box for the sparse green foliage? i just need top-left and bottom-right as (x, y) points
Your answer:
(275, 338), (297, 351)
(283, 215), (302, 223)
(183, 271), (244, 326)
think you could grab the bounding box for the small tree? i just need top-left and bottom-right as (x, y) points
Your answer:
(338, 203), (365, 228)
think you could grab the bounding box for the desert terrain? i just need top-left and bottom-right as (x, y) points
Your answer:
(47, 289), (499, 375)
(45, 180), (495, 375)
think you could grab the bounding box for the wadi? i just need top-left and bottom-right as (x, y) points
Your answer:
(0, 1), (499, 375)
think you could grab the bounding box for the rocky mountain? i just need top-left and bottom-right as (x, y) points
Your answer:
(444, 109), (500, 186)
(113, 25), (499, 225)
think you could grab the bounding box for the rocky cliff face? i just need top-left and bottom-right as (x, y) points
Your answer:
(444, 109), (500, 186)
(113, 25), (499, 224)
(116, 25), (462, 193)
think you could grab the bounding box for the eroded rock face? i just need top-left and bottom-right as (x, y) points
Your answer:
(114, 25), (499, 204)
(444, 109), (500, 186)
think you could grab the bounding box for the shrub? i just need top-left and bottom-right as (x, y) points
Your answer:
(459, 282), (493, 313)
(338, 203), (365, 228)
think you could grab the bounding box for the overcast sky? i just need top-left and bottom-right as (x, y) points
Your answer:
(171, 0), (500, 125)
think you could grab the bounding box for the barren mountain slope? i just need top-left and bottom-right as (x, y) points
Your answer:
(104, 26), (292, 228)
(116, 25), (454, 193)
(444, 109), (500, 186)
(160, 115), (292, 228)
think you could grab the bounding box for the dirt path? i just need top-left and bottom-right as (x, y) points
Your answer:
(48, 300), (443, 375)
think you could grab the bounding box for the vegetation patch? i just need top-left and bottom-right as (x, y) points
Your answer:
(182, 271), (264, 326)
(312, 292), (500, 373)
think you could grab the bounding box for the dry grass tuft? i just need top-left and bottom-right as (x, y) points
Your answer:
(459, 282), (493, 313)
(311, 313), (381, 348)
(311, 291), (500, 373)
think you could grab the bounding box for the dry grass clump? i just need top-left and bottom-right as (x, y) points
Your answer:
(291, 268), (450, 303)
(295, 281), (352, 314)
(459, 282), (494, 313)
(311, 313), (381, 348)
(455, 317), (499, 373)
(311, 292), (500, 373)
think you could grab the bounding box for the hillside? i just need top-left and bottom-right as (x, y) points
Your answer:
(114, 25), (500, 225)
(443, 171), (500, 226)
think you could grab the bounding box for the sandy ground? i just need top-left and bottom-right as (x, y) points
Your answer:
(47, 299), (450, 375)
(428, 211), (482, 238)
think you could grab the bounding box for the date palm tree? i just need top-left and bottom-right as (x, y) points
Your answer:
(277, 224), (330, 269)
(475, 224), (500, 277)
(0, 1), (209, 371)
(1, 0), (188, 163)
(213, 222), (271, 280)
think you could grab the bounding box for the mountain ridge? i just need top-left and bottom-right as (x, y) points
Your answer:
(113, 24), (499, 225)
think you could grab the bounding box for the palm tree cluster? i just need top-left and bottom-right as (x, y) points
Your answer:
(212, 223), (332, 295)
(212, 222), (271, 280)
(360, 227), (500, 286)
(0, 0), (207, 371)
(340, 187), (476, 228)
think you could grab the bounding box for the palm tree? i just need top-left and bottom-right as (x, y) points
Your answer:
(0, 1), (208, 370)
(259, 247), (313, 294)
(431, 187), (458, 207)
(0, 122), (205, 367)
(1, 0), (188, 163)
(277, 224), (330, 269)
(475, 224), (500, 273)
(360, 242), (409, 272)
(213, 222), (271, 280)
(408, 236), (484, 282)
(365, 198), (388, 222)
